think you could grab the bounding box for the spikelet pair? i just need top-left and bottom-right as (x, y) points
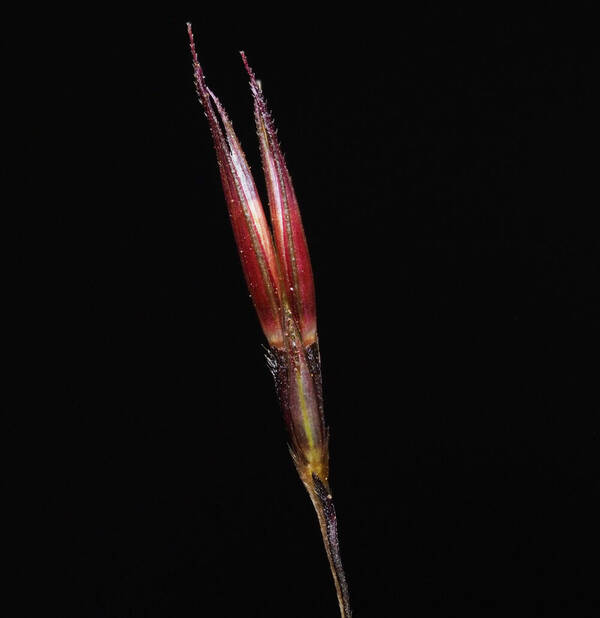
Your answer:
(188, 24), (351, 617)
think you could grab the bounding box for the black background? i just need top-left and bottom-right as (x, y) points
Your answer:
(14, 7), (598, 617)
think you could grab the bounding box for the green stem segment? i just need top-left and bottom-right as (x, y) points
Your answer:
(270, 342), (351, 617)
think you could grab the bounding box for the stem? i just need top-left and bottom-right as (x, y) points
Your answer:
(304, 473), (352, 618)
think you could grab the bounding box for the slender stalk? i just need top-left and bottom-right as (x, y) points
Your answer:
(300, 471), (352, 618)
